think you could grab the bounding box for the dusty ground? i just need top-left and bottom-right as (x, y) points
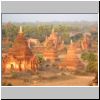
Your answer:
(31, 75), (95, 86)
(2, 72), (95, 86)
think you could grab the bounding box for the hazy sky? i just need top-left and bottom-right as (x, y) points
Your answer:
(2, 14), (98, 23)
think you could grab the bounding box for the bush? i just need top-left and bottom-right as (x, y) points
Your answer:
(81, 52), (97, 62)
(86, 61), (98, 73)
(36, 53), (44, 63)
(11, 72), (19, 78)
(81, 51), (98, 73)
(7, 83), (13, 86)
(2, 81), (13, 86)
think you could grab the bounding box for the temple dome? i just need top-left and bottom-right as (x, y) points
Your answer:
(8, 26), (32, 59)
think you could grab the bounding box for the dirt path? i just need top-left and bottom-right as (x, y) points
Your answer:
(30, 75), (94, 86)
(2, 75), (94, 86)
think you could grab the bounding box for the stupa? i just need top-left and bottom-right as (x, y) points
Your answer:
(44, 28), (64, 50)
(42, 28), (63, 62)
(42, 48), (58, 62)
(41, 28), (65, 62)
(81, 32), (91, 50)
(2, 26), (38, 73)
(59, 39), (84, 71)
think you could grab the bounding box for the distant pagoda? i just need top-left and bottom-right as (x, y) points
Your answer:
(59, 40), (84, 71)
(81, 32), (91, 51)
(42, 28), (65, 62)
(42, 28), (62, 62)
(44, 28), (64, 49)
(42, 48), (58, 62)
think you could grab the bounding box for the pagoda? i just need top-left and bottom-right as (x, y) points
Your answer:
(42, 28), (63, 62)
(44, 28), (64, 50)
(59, 40), (84, 71)
(41, 28), (65, 62)
(2, 26), (38, 73)
(81, 32), (91, 50)
(42, 48), (58, 62)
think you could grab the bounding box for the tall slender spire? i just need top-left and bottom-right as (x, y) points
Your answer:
(19, 26), (23, 34)
(52, 27), (55, 33)
(71, 39), (73, 44)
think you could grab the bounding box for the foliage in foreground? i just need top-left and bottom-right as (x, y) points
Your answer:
(81, 52), (98, 73)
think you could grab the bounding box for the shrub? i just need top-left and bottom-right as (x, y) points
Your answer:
(7, 83), (13, 86)
(11, 72), (19, 78)
(36, 53), (44, 63)
(2, 81), (13, 86)
(81, 51), (98, 73)
(81, 52), (97, 62)
(86, 61), (98, 73)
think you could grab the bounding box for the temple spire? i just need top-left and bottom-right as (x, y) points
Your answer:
(71, 39), (73, 44)
(52, 27), (55, 33)
(19, 26), (23, 34)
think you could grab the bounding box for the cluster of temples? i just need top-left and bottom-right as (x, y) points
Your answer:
(2, 26), (91, 74)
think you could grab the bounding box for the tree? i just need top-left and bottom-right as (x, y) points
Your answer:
(36, 53), (44, 64)
(81, 52), (98, 73)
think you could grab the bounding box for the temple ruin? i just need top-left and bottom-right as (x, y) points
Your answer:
(2, 26), (38, 73)
(59, 40), (84, 71)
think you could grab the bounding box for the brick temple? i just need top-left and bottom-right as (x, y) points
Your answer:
(2, 26), (38, 73)
(59, 40), (84, 71)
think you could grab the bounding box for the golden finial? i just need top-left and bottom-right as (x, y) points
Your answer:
(71, 39), (73, 44)
(19, 26), (23, 34)
(52, 27), (55, 33)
